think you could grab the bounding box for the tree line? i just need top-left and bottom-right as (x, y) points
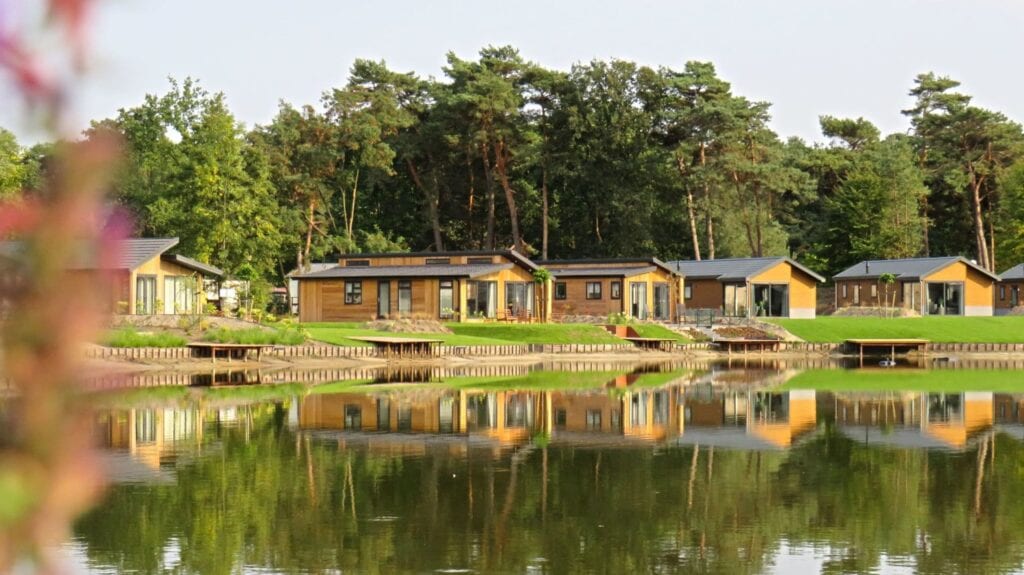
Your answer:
(3, 46), (1024, 286)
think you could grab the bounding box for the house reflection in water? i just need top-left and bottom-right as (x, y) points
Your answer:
(833, 392), (999, 449)
(93, 406), (245, 482)
(294, 383), (819, 450)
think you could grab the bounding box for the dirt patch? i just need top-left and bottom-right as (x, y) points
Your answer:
(714, 326), (778, 340)
(365, 318), (453, 334)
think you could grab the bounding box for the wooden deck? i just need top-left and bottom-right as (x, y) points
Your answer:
(623, 337), (675, 352)
(714, 338), (782, 355)
(348, 336), (444, 358)
(846, 338), (930, 366)
(187, 342), (277, 363)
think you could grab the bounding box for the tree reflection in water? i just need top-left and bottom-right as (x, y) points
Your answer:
(69, 383), (1024, 574)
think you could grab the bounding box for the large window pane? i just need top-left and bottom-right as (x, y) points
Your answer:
(466, 281), (497, 318)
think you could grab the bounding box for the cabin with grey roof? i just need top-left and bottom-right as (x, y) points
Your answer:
(666, 257), (824, 319)
(833, 257), (997, 316)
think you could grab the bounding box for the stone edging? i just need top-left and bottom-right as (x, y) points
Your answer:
(85, 341), (862, 360)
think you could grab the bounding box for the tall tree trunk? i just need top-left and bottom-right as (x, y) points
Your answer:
(405, 158), (444, 251)
(466, 145), (476, 247)
(969, 171), (991, 270)
(541, 163), (549, 260)
(346, 168), (359, 243)
(303, 197), (317, 269)
(699, 144), (714, 259)
(481, 142), (496, 250)
(494, 139), (524, 252)
(706, 213), (715, 260)
(677, 155), (701, 260)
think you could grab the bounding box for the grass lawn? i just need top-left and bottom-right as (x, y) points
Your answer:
(304, 322), (628, 347)
(629, 324), (690, 342)
(769, 316), (1024, 343)
(782, 368), (1024, 393)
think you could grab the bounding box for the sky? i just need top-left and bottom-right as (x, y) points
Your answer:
(3, 0), (1024, 144)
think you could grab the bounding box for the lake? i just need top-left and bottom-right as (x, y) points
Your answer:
(60, 361), (1024, 574)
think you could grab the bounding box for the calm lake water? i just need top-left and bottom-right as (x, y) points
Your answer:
(59, 361), (1024, 574)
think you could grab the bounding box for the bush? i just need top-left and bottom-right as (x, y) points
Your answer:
(201, 327), (307, 346)
(102, 328), (187, 348)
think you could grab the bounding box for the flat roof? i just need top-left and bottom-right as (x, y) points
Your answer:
(539, 257), (678, 276)
(295, 263), (514, 280)
(547, 265), (657, 278)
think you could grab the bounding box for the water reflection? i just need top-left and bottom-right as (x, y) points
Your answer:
(71, 366), (1024, 574)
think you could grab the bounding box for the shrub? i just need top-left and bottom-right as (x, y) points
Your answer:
(202, 327), (307, 346)
(102, 328), (187, 348)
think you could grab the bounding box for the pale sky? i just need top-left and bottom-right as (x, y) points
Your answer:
(3, 0), (1024, 144)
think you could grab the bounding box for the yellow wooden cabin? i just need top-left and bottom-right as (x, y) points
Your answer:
(295, 250), (551, 323)
(833, 257), (997, 316)
(540, 258), (682, 321)
(670, 257), (824, 319)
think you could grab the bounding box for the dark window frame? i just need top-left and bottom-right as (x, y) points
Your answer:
(345, 259), (370, 267)
(610, 281), (622, 300)
(554, 282), (567, 300)
(684, 285), (693, 300)
(586, 281), (602, 300)
(467, 256), (493, 264)
(425, 257), (451, 265)
(344, 280), (362, 305)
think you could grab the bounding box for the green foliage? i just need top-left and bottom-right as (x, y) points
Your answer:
(201, 327), (307, 345)
(103, 78), (283, 279)
(101, 328), (188, 348)
(10, 56), (1024, 286)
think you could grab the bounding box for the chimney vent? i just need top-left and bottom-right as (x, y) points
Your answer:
(865, 262), (871, 274)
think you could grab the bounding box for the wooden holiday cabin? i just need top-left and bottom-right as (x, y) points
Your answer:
(833, 257), (997, 316)
(996, 264), (1024, 315)
(669, 257), (824, 319)
(295, 250), (550, 323)
(539, 258), (682, 321)
(0, 237), (222, 315)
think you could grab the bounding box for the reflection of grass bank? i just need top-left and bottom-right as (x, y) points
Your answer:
(770, 316), (1024, 343)
(783, 369), (1024, 392)
(90, 382), (309, 408)
(304, 322), (639, 347)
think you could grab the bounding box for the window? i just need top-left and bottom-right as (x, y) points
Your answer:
(398, 281), (412, 315)
(555, 409), (567, 430)
(344, 405), (362, 429)
(345, 259), (370, 267)
(586, 281), (602, 300)
(684, 285), (693, 300)
(426, 257), (450, 265)
(467, 256), (493, 264)
(506, 282), (534, 316)
(344, 280), (362, 304)
(466, 281), (497, 318)
(870, 284), (877, 298)
(586, 409), (602, 430)
(610, 281), (621, 300)
(554, 282), (567, 300)
(163, 276), (194, 314)
(377, 399), (390, 431)
(135, 275), (156, 315)
(842, 283), (848, 299)
(439, 280), (455, 319)
(853, 285), (860, 304)
(1013, 287), (1020, 307)
(1001, 285), (1006, 301)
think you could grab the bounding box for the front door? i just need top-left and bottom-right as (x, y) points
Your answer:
(377, 280), (391, 319)
(630, 282), (647, 320)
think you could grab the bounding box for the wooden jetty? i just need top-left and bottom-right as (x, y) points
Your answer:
(347, 336), (444, 358)
(846, 338), (930, 366)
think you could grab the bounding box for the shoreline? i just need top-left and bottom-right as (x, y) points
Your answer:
(80, 344), (1024, 378)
